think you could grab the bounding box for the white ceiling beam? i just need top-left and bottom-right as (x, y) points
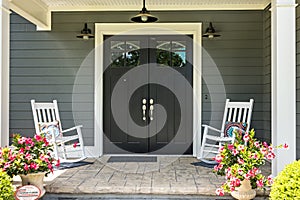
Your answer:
(9, 0), (51, 30)
(50, 4), (270, 11)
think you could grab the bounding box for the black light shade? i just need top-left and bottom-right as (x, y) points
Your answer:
(131, 0), (158, 23)
(77, 23), (94, 40)
(203, 22), (221, 38)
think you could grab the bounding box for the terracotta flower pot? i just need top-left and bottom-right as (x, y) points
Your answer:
(231, 179), (256, 200)
(19, 172), (46, 197)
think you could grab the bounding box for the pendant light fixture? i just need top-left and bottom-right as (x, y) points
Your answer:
(203, 22), (221, 39)
(77, 23), (94, 40)
(131, 0), (158, 23)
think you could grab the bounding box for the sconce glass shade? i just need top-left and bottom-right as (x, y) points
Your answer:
(77, 23), (94, 40)
(203, 22), (221, 38)
(131, 0), (158, 23)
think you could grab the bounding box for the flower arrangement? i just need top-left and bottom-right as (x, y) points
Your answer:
(0, 133), (59, 177)
(213, 129), (288, 196)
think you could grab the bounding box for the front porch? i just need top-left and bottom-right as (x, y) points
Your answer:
(13, 156), (271, 199)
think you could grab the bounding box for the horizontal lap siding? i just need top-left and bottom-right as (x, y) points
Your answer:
(10, 10), (264, 145)
(263, 5), (271, 143)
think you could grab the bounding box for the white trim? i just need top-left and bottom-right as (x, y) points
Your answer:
(271, 0), (296, 175)
(9, 0), (51, 31)
(50, 4), (269, 12)
(0, 0), (10, 147)
(95, 23), (202, 157)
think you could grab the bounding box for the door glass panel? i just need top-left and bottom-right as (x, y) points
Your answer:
(110, 41), (140, 67)
(172, 51), (186, 67)
(172, 41), (186, 51)
(156, 40), (187, 67)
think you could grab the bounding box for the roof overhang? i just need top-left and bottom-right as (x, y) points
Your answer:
(5, 0), (271, 31)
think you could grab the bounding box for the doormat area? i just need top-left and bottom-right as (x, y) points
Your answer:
(191, 162), (215, 169)
(55, 161), (94, 170)
(107, 156), (157, 162)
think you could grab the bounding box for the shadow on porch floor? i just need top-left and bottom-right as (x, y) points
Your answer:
(15, 156), (271, 199)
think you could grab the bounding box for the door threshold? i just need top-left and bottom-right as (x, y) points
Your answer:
(103, 154), (193, 157)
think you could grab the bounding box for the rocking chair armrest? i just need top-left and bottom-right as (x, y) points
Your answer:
(202, 124), (222, 133)
(62, 125), (83, 133)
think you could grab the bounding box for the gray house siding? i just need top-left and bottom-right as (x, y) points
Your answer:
(263, 5), (271, 143)
(10, 10), (265, 147)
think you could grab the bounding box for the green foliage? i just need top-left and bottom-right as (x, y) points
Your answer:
(270, 160), (300, 200)
(0, 170), (14, 200)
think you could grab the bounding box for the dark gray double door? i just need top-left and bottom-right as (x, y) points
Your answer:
(103, 35), (193, 154)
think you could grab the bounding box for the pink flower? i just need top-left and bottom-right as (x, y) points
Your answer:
(25, 138), (33, 145)
(237, 145), (244, 151)
(34, 134), (43, 142)
(266, 152), (275, 160)
(55, 159), (60, 167)
(251, 153), (258, 159)
(216, 188), (224, 196)
(18, 137), (26, 144)
(24, 164), (29, 171)
(214, 165), (219, 171)
(30, 162), (39, 170)
(25, 153), (32, 160)
(267, 175), (274, 185)
(283, 143), (289, 149)
(4, 162), (10, 170)
(25, 146), (31, 151)
(238, 168), (243, 175)
(243, 134), (250, 142)
(9, 154), (16, 161)
(238, 158), (244, 165)
(263, 141), (268, 147)
(244, 173), (251, 180)
(232, 149), (239, 156)
(268, 146), (274, 152)
(254, 141), (260, 148)
(260, 147), (268, 155)
(214, 155), (224, 163)
(218, 146), (224, 152)
(256, 179), (264, 188)
(19, 148), (25, 155)
(227, 144), (234, 150)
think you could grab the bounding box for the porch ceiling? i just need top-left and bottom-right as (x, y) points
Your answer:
(40, 0), (271, 11)
(6, 0), (270, 30)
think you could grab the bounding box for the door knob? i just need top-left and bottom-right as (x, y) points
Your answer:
(142, 99), (147, 121)
(149, 99), (154, 120)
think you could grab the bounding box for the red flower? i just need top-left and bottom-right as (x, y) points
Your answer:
(73, 142), (78, 148)
(216, 188), (224, 196)
(34, 134), (43, 142)
(24, 164), (29, 171)
(55, 159), (60, 167)
(283, 143), (289, 149)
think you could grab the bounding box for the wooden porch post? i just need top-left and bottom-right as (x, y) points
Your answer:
(271, 0), (297, 175)
(0, 0), (10, 147)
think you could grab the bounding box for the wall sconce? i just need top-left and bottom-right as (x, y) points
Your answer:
(77, 23), (94, 40)
(131, 0), (158, 23)
(203, 22), (221, 39)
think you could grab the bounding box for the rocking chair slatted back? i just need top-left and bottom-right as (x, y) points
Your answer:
(220, 99), (254, 137)
(31, 100), (63, 134)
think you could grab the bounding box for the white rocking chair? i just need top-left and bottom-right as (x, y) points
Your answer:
(31, 100), (86, 163)
(199, 99), (254, 164)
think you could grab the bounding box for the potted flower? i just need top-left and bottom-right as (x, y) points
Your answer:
(0, 133), (59, 196)
(213, 129), (288, 199)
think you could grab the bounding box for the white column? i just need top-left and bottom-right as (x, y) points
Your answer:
(0, 0), (10, 147)
(271, 0), (297, 175)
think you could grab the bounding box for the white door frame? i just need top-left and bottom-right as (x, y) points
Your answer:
(94, 23), (202, 157)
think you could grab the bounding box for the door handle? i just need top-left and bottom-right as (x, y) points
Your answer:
(149, 99), (154, 121)
(142, 99), (147, 121)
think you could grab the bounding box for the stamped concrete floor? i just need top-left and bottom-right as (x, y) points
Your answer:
(24, 156), (270, 199)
